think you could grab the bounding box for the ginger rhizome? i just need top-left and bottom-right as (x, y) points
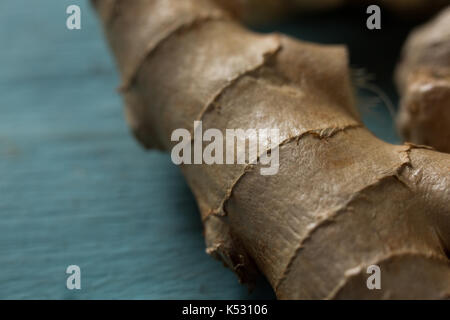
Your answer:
(92, 0), (450, 299)
(396, 6), (450, 153)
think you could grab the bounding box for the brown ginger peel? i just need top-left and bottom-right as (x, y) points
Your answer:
(396, 6), (450, 153)
(92, 0), (450, 299)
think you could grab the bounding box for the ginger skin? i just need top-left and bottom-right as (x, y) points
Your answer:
(396, 6), (450, 153)
(92, 0), (450, 299)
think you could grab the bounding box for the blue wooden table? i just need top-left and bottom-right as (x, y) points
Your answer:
(0, 0), (411, 299)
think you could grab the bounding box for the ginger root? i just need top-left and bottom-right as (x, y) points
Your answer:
(212, 0), (344, 25)
(92, 0), (450, 299)
(396, 6), (450, 153)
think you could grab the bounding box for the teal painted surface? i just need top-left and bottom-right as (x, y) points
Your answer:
(0, 1), (417, 299)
